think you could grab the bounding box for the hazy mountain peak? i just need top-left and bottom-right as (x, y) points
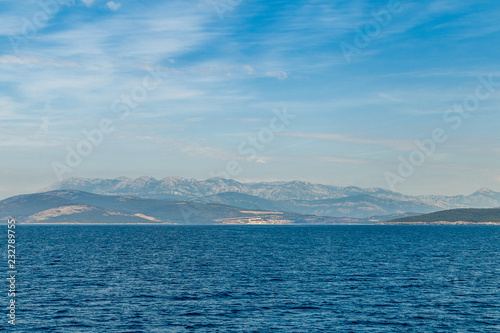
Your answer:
(473, 188), (496, 195)
(136, 176), (158, 182)
(160, 176), (187, 181)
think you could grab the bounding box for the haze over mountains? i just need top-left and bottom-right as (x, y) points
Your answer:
(0, 190), (351, 225)
(44, 177), (500, 218)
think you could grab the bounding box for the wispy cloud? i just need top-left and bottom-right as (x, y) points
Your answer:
(283, 132), (415, 152)
(1, 0), (500, 198)
(316, 156), (371, 165)
(106, 1), (121, 11)
(134, 135), (235, 160)
(81, 0), (95, 7)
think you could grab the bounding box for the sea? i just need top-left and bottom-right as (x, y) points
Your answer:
(3, 225), (500, 332)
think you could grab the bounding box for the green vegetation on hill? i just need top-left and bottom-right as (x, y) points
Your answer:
(387, 208), (500, 223)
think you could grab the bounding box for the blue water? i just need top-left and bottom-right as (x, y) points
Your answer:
(3, 225), (500, 332)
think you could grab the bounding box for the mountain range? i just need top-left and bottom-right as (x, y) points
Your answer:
(44, 177), (500, 218)
(0, 190), (359, 225)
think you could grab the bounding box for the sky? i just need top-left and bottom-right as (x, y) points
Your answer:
(1, 0), (500, 199)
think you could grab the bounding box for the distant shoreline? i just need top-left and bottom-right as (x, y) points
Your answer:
(380, 221), (500, 225)
(3, 222), (366, 225)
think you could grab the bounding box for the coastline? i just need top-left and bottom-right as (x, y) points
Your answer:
(380, 221), (500, 225)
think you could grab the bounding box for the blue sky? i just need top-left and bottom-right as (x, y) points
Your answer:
(1, 0), (500, 199)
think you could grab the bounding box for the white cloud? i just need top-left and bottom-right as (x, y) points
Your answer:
(241, 118), (264, 123)
(317, 156), (370, 165)
(284, 132), (416, 152)
(265, 71), (287, 80)
(81, 0), (95, 6)
(106, 1), (121, 11)
(0, 96), (21, 120)
(185, 117), (203, 123)
(0, 55), (35, 65)
(0, 137), (59, 148)
(134, 135), (234, 160)
(0, 55), (80, 68)
(243, 65), (254, 75)
(0, 17), (23, 35)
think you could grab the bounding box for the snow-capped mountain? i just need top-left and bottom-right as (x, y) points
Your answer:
(43, 177), (500, 218)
